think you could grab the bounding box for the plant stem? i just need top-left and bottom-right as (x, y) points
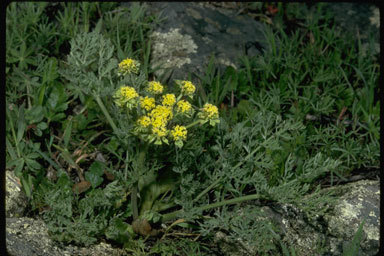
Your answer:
(131, 144), (148, 220)
(162, 193), (265, 222)
(186, 120), (201, 129)
(94, 95), (119, 135)
(132, 184), (139, 220)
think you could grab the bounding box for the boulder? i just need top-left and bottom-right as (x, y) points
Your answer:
(6, 217), (126, 256)
(215, 179), (380, 256)
(6, 170), (28, 218)
(133, 2), (268, 83)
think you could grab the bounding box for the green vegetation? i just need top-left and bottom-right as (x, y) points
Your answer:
(6, 2), (379, 255)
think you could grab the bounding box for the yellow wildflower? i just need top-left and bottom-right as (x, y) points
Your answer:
(149, 105), (173, 124)
(176, 100), (193, 114)
(140, 96), (156, 111)
(152, 126), (168, 138)
(199, 103), (219, 119)
(162, 94), (176, 107)
(180, 80), (196, 96)
(114, 86), (139, 108)
(118, 58), (140, 75)
(147, 81), (164, 94)
(171, 125), (187, 141)
(137, 116), (151, 128)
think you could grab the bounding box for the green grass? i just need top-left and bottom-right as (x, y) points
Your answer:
(6, 2), (379, 255)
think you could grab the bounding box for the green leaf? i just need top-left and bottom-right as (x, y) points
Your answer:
(89, 161), (105, 176)
(37, 122), (48, 130)
(16, 106), (26, 143)
(14, 158), (25, 177)
(85, 161), (105, 188)
(20, 174), (34, 198)
(105, 218), (133, 244)
(85, 172), (104, 189)
(25, 158), (41, 170)
(6, 137), (17, 160)
(25, 105), (44, 123)
(63, 118), (73, 148)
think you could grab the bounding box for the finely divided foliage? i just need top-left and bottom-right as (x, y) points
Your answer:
(6, 2), (379, 255)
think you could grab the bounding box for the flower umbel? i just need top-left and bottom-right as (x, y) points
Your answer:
(114, 86), (139, 108)
(162, 94), (176, 107)
(149, 105), (173, 125)
(137, 116), (151, 128)
(171, 125), (187, 141)
(198, 103), (220, 126)
(180, 80), (196, 96)
(118, 58), (140, 75)
(176, 100), (193, 115)
(147, 81), (164, 94)
(140, 96), (156, 111)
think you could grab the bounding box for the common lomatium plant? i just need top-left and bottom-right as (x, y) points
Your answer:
(60, 31), (220, 233)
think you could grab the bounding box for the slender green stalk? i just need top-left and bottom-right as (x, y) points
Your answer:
(131, 143), (148, 220)
(94, 95), (119, 135)
(131, 185), (139, 220)
(162, 193), (265, 222)
(186, 120), (201, 129)
(6, 108), (21, 158)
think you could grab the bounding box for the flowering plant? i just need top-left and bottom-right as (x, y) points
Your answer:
(112, 59), (219, 149)
(60, 31), (221, 236)
(108, 58), (220, 233)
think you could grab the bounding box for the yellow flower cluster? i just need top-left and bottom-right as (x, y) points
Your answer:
(114, 60), (219, 147)
(176, 100), (192, 114)
(147, 81), (164, 94)
(149, 105), (173, 126)
(180, 80), (196, 96)
(171, 125), (187, 141)
(114, 86), (139, 108)
(137, 116), (151, 127)
(162, 94), (176, 107)
(140, 96), (156, 111)
(200, 103), (219, 119)
(118, 58), (140, 75)
(197, 103), (220, 126)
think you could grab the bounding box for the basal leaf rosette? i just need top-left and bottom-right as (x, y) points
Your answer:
(197, 103), (220, 126)
(118, 58), (140, 76)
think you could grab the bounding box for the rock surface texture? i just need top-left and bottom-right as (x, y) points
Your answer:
(133, 2), (268, 83)
(6, 217), (126, 256)
(215, 179), (379, 256)
(6, 170), (28, 218)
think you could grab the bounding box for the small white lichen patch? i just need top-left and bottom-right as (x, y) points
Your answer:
(150, 28), (198, 76)
(339, 201), (362, 220)
(369, 6), (380, 28)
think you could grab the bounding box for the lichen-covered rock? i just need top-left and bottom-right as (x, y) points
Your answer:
(6, 217), (126, 256)
(324, 179), (380, 255)
(6, 170), (28, 218)
(211, 179), (379, 256)
(125, 2), (267, 83)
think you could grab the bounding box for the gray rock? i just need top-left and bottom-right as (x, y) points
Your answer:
(324, 179), (380, 256)
(6, 217), (126, 256)
(215, 179), (380, 256)
(324, 3), (380, 58)
(6, 170), (28, 218)
(131, 2), (268, 83)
